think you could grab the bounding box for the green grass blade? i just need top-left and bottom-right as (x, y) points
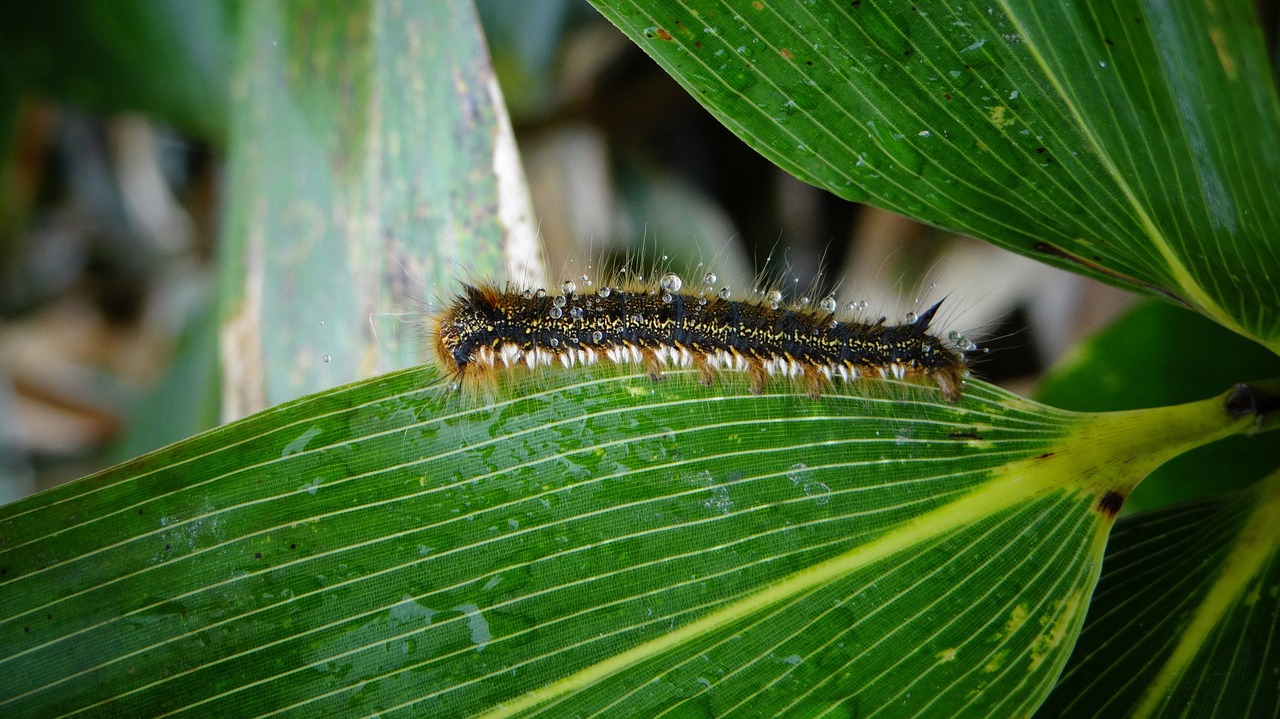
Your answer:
(1039, 468), (1280, 718)
(585, 0), (1280, 352)
(0, 370), (1265, 717)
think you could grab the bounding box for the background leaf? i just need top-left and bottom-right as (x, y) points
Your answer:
(218, 0), (539, 416)
(0, 368), (1264, 717)
(0, 0), (234, 138)
(1038, 468), (1280, 718)
(584, 0), (1280, 352)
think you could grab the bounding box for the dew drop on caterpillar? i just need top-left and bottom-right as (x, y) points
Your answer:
(429, 270), (973, 402)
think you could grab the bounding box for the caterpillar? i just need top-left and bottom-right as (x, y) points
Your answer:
(431, 273), (971, 402)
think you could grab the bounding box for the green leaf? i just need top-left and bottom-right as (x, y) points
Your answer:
(1038, 468), (1280, 718)
(218, 0), (539, 412)
(1037, 300), (1280, 513)
(0, 370), (1266, 716)
(585, 0), (1280, 352)
(0, 0), (233, 138)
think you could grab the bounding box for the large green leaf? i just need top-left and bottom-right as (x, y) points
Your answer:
(218, 0), (539, 414)
(0, 369), (1268, 717)
(1039, 468), (1280, 718)
(585, 0), (1280, 352)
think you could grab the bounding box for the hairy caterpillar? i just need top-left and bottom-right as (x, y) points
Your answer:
(431, 272), (971, 402)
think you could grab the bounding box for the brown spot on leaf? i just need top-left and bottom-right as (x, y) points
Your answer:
(780, 47), (794, 60)
(1097, 491), (1126, 517)
(656, 28), (673, 41)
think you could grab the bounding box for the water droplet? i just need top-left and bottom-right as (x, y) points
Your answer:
(803, 481), (831, 505)
(322, 354), (330, 363)
(703, 272), (718, 284)
(706, 485), (732, 515)
(662, 292), (674, 303)
(549, 337), (559, 347)
(660, 272), (684, 293)
(521, 289), (533, 299)
(549, 306), (562, 319)
(765, 289), (783, 304)
(698, 297), (707, 306)
(599, 286), (612, 298)
(569, 306), (584, 319)
(535, 288), (547, 298)
(562, 280), (577, 295)
(553, 295), (566, 308)
(591, 330), (603, 342)
(819, 295), (838, 313)
(786, 463), (809, 485)
(718, 287), (732, 299)
(905, 311), (919, 323)
(856, 300), (869, 311)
